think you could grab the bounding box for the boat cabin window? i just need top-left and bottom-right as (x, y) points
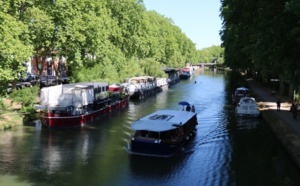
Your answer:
(139, 131), (159, 138)
(149, 132), (159, 138)
(149, 114), (173, 120)
(140, 131), (147, 137)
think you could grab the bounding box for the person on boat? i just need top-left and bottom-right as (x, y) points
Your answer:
(191, 105), (195, 112)
(186, 105), (191, 112)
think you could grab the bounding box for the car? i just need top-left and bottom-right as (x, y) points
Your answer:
(26, 73), (36, 81)
(19, 73), (36, 82)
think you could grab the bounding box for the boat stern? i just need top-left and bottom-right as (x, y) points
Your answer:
(130, 137), (178, 157)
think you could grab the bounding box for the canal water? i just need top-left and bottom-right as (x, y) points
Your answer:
(1, 71), (300, 186)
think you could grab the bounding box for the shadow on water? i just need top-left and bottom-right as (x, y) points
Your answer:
(1, 70), (300, 186)
(225, 71), (300, 186)
(129, 155), (186, 177)
(230, 117), (300, 186)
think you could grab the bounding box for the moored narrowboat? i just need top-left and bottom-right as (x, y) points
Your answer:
(232, 87), (250, 104)
(125, 76), (157, 99)
(34, 82), (129, 128)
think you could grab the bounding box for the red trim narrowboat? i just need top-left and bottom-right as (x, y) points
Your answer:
(34, 82), (129, 128)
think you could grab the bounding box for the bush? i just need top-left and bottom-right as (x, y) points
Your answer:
(8, 86), (39, 124)
(9, 86), (39, 108)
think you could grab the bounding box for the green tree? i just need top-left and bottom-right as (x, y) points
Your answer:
(197, 45), (224, 65)
(220, 0), (300, 97)
(0, 0), (200, 91)
(0, 9), (33, 95)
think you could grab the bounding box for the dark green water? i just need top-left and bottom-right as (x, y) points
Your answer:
(1, 71), (300, 186)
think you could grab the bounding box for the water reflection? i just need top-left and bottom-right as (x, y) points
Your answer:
(0, 71), (300, 186)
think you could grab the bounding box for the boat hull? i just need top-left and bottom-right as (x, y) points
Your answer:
(232, 87), (250, 104)
(39, 98), (129, 128)
(235, 97), (260, 118)
(128, 90), (142, 99)
(179, 72), (191, 80)
(129, 87), (162, 99)
(130, 140), (179, 157)
(129, 133), (195, 157)
(235, 111), (260, 118)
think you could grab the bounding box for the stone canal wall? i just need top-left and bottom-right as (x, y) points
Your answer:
(262, 110), (300, 168)
(249, 80), (300, 169)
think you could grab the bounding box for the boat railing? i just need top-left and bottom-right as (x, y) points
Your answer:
(34, 104), (74, 112)
(132, 136), (158, 141)
(71, 108), (85, 115)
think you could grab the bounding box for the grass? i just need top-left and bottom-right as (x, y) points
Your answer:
(0, 98), (23, 130)
(0, 112), (23, 130)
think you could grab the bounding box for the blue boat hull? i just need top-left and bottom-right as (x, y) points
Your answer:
(131, 139), (180, 157)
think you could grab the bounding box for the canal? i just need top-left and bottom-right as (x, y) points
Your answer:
(1, 71), (300, 186)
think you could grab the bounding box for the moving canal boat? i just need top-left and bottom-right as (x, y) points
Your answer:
(232, 87), (250, 104)
(127, 109), (198, 157)
(34, 82), (129, 128)
(235, 97), (260, 117)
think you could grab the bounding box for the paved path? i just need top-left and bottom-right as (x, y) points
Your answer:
(248, 80), (300, 137)
(248, 80), (300, 167)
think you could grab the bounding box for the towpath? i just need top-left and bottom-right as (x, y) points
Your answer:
(248, 79), (300, 167)
(249, 80), (300, 136)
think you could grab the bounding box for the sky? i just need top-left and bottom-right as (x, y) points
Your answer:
(143, 0), (222, 50)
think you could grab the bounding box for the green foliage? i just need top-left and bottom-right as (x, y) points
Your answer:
(0, 99), (5, 111)
(9, 86), (39, 108)
(197, 45), (224, 65)
(0, 0), (210, 126)
(52, 0), (199, 83)
(139, 58), (167, 78)
(220, 0), (300, 88)
(0, 0), (200, 93)
(0, 9), (33, 95)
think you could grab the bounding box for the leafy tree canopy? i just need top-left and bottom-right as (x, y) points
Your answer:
(0, 0), (206, 96)
(197, 45), (224, 65)
(220, 0), (300, 86)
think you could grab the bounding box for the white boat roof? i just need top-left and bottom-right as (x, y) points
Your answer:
(239, 97), (256, 104)
(236, 87), (249, 91)
(131, 109), (196, 132)
(74, 85), (93, 89)
(127, 76), (155, 82)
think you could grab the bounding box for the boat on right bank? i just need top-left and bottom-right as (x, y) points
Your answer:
(235, 97), (260, 118)
(232, 87), (250, 104)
